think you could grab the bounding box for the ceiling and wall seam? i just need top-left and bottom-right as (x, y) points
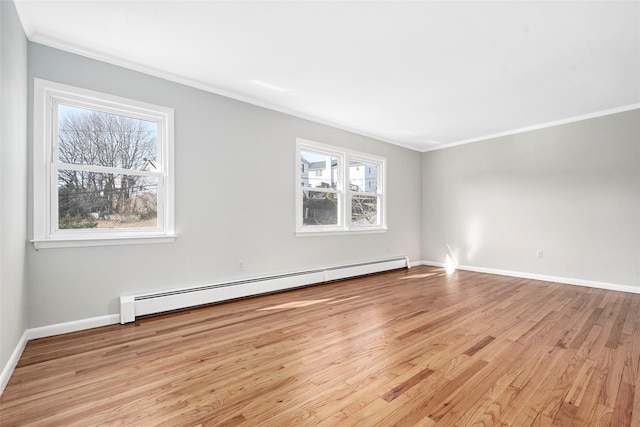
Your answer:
(15, 1), (640, 153)
(27, 30), (640, 154)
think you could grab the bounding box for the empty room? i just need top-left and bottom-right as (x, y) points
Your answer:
(1, 0), (639, 425)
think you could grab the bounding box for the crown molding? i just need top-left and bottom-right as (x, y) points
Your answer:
(27, 33), (423, 152)
(25, 33), (639, 155)
(422, 103), (640, 152)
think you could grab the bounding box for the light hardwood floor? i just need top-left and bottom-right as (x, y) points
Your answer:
(2, 265), (640, 426)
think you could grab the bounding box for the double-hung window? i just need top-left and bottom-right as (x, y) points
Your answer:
(296, 138), (386, 235)
(33, 79), (175, 249)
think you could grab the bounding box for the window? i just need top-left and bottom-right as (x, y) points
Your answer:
(33, 79), (175, 249)
(296, 138), (386, 235)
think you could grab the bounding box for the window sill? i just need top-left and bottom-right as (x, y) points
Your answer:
(295, 228), (387, 237)
(31, 235), (177, 250)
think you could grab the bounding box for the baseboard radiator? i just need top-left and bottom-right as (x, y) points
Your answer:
(120, 256), (409, 324)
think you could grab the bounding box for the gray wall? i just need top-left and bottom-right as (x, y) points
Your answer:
(8, 13), (638, 365)
(26, 43), (423, 328)
(422, 109), (640, 287)
(1, 0), (28, 379)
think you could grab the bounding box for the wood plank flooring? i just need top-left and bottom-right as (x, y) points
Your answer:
(2, 265), (640, 426)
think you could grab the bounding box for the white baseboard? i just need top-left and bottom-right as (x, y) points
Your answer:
(1, 314), (120, 397)
(0, 330), (29, 396)
(419, 260), (640, 294)
(409, 260), (428, 268)
(5, 261), (635, 397)
(26, 314), (120, 341)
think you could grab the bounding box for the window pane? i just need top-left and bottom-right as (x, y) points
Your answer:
(349, 160), (378, 193)
(352, 195), (378, 225)
(300, 151), (339, 190)
(57, 104), (158, 171)
(302, 190), (338, 226)
(58, 170), (158, 229)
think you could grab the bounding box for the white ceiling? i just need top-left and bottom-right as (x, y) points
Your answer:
(15, 1), (640, 152)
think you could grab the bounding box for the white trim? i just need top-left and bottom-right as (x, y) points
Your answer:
(0, 313), (120, 396)
(23, 31), (640, 155)
(24, 35), (640, 155)
(6, 261), (632, 395)
(419, 260), (640, 295)
(26, 314), (120, 340)
(52, 162), (162, 178)
(296, 138), (387, 234)
(32, 235), (176, 250)
(26, 33), (423, 152)
(295, 228), (387, 237)
(296, 139), (343, 232)
(33, 78), (175, 248)
(409, 259), (428, 268)
(422, 103), (640, 152)
(0, 331), (28, 396)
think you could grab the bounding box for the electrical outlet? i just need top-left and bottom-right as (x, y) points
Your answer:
(536, 250), (544, 259)
(238, 260), (244, 271)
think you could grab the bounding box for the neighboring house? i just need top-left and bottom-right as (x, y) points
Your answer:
(349, 162), (378, 193)
(302, 157), (377, 193)
(307, 159), (339, 190)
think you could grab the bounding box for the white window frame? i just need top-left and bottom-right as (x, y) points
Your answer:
(296, 138), (387, 236)
(32, 79), (175, 249)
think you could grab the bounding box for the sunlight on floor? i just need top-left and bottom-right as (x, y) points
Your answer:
(327, 296), (361, 304)
(258, 298), (334, 310)
(400, 273), (438, 279)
